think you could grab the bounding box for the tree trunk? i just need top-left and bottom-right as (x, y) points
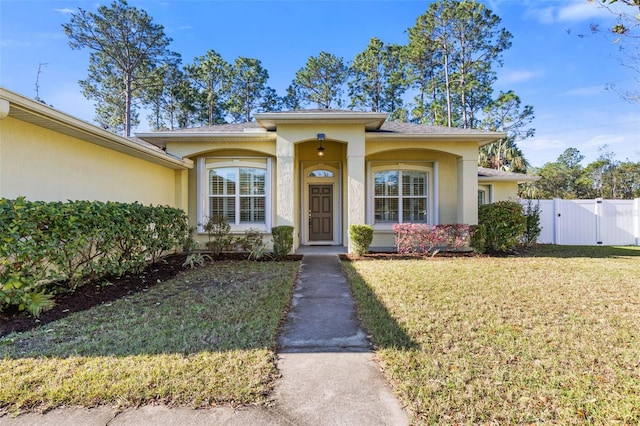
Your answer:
(124, 74), (132, 137)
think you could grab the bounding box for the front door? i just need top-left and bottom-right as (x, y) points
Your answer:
(309, 185), (333, 241)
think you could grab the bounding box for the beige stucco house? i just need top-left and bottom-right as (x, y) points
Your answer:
(1, 87), (535, 252)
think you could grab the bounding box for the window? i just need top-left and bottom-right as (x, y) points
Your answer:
(200, 158), (271, 230)
(478, 189), (487, 205)
(373, 169), (429, 224)
(308, 169), (334, 178)
(209, 167), (265, 223)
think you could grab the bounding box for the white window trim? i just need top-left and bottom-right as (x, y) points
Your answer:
(478, 184), (494, 205)
(367, 161), (437, 230)
(197, 157), (272, 234)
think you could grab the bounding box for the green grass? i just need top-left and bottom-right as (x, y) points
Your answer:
(0, 260), (299, 415)
(344, 245), (640, 425)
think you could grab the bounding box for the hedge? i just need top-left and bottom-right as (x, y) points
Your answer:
(1, 197), (188, 317)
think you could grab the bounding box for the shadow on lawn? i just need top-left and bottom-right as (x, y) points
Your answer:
(524, 244), (640, 258)
(342, 263), (418, 350)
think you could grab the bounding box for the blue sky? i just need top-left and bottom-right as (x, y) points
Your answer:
(1, 0), (638, 167)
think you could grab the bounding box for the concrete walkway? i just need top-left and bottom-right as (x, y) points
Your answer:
(0, 255), (408, 426)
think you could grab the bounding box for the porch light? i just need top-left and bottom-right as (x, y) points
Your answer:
(317, 133), (325, 157)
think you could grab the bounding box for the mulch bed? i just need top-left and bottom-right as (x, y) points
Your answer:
(0, 252), (303, 337)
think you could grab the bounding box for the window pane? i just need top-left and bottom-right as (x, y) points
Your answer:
(478, 190), (486, 205)
(374, 198), (398, 223)
(240, 168), (265, 195)
(209, 197), (236, 223)
(309, 170), (334, 178)
(240, 197), (265, 223)
(403, 198), (427, 222)
(374, 171), (398, 196)
(210, 168), (236, 195)
(402, 171), (427, 196)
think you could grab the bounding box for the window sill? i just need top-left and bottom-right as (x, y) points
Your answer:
(198, 224), (267, 235)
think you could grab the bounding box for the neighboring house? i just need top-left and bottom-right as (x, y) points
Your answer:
(1, 87), (535, 252)
(477, 166), (538, 206)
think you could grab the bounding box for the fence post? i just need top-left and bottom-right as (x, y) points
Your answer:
(595, 198), (603, 245)
(553, 198), (561, 245)
(635, 198), (640, 246)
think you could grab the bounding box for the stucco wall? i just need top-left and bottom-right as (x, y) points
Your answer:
(367, 148), (471, 249)
(0, 116), (180, 207)
(491, 181), (520, 202)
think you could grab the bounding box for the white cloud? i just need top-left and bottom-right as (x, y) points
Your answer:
(0, 39), (31, 48)
(500, 69), (540, 84)
(525, 0), (614, 25)
(561, 84), (607, 97)
(53, 8), (74, 14)
(556, 2), (609, 22)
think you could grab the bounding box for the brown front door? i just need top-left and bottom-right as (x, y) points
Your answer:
(309, 184), (333, 241)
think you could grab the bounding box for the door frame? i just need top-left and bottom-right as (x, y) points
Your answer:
(301, 162), (342, 245)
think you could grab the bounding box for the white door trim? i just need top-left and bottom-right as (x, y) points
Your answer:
(301, 162), (342, 245)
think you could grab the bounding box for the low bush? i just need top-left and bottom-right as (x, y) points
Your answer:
(393, 223), (471, 255)
(477, 201), (526, 253)
(271, 226), (294, 260)
(349, 225), (373, 256)
(203, 215), (233, 258)
(240, 228), (267, 260)
(522, 199), (542, 247)
(0, 197), (188, 317)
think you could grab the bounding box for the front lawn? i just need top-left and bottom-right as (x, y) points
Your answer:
(0, 260), (299, 415)
(344, 245), (640, 424)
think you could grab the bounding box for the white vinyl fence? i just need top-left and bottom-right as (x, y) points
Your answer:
(522, 198), (640, 246)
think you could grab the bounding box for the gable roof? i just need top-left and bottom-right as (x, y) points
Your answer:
(0, 87), (193, 170)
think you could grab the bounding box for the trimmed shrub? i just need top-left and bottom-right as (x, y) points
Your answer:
(477, 201), (527, 253)
(393, 223), (472, 255)
(271, 226), (294, 260)
(349, 225), (373, 256)
(0, 197), (189, 317)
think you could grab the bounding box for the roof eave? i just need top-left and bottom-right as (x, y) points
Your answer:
(0, 87), (193, 170)
(478, 175), (540, 183)
(254, 111), (388, 131)
(367, 132), (506, 144)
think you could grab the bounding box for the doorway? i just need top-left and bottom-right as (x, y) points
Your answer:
(309, 185), (333, 241)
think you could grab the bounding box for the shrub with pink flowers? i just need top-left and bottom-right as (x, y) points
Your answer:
(392, 223), (472, 255)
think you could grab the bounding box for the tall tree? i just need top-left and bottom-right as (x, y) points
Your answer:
(227, 57), (270, 123)
(144, 54), (183, 131)
(407, 0), (512, 128)
(63, 0), (175, 136)
(479, 91), (534, 172)
(184, 50), (231, 126)
(349, 38), (409, 120)
(258, 87), (284, 113)
(290, 52), (349, 109)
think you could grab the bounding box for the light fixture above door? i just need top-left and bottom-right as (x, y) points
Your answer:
(317, 133), (325, 157)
